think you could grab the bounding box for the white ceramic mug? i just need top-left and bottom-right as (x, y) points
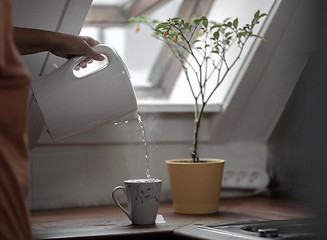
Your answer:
(112, 179), (162, 225)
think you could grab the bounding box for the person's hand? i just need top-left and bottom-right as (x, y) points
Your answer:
(49, 34), (105, 70)
(14, 28), (105, 69)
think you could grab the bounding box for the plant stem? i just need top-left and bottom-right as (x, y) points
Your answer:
(191, 102), (206, 162)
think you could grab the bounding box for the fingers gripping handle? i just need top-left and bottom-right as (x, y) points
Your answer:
(112, 186), (132, 221)
(67, 44), (115, 74)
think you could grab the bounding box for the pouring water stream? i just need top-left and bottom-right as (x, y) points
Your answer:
(114, 113), (151, 179)
(137, 114), (151, 179)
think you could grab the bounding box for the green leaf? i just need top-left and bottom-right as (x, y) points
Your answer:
(250, 34), (267, 41)
(223, 17), (231, 23)
(254, 10), (260, 19)
(194, 19), (201, 25)
(203, 19), (208, 28)
(193, 14), (202, 19)
(237, 31), (247, 38)
(192, 39), (201, 44)
(210, 24), (222, 30)
(155, 22), (169, 30)
(259, 13), (268, 19)
(225, 32), (233, 38)
(213, 31), (220, 40)
(233, 18), (238, 29)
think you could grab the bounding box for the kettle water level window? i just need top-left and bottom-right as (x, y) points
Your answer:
(81, 0), (275, 111)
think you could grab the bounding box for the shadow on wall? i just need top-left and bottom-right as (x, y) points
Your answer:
(267, 50), (327, 239)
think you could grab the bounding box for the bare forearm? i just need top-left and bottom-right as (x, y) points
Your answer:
(13, 27), (104, 61)
(13, 27), (55, 55)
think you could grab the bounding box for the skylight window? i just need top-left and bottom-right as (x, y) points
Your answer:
(81, 0), (183, 87)
(81, 0), (275, 110)
(169, 0), (275, 105)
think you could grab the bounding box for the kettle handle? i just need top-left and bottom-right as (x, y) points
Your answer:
(65, 44), (120, 76)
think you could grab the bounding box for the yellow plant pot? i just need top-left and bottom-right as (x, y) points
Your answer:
(166, 158), (225, 214)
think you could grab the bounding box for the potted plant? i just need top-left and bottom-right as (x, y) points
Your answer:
(130, 11), (266, 214)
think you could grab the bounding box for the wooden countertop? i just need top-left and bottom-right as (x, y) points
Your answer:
(31, 197), (311, 240)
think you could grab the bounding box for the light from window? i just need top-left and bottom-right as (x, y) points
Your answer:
(81, 0), (275, 109)
(80, 0), (183, 87)
(169, 0), (275, 105)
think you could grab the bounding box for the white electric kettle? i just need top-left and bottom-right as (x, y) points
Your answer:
(31, 44), (138, 142)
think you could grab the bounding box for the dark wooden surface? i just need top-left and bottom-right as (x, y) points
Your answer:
(31, 197), (311, 240)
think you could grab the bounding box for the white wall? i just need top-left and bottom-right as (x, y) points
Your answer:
(30, 113), (267, 209)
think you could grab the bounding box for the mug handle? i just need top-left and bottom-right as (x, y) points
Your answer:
(112, 186), (132, 221)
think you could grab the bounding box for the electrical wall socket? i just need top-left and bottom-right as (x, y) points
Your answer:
(222, 168), (269, 190)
